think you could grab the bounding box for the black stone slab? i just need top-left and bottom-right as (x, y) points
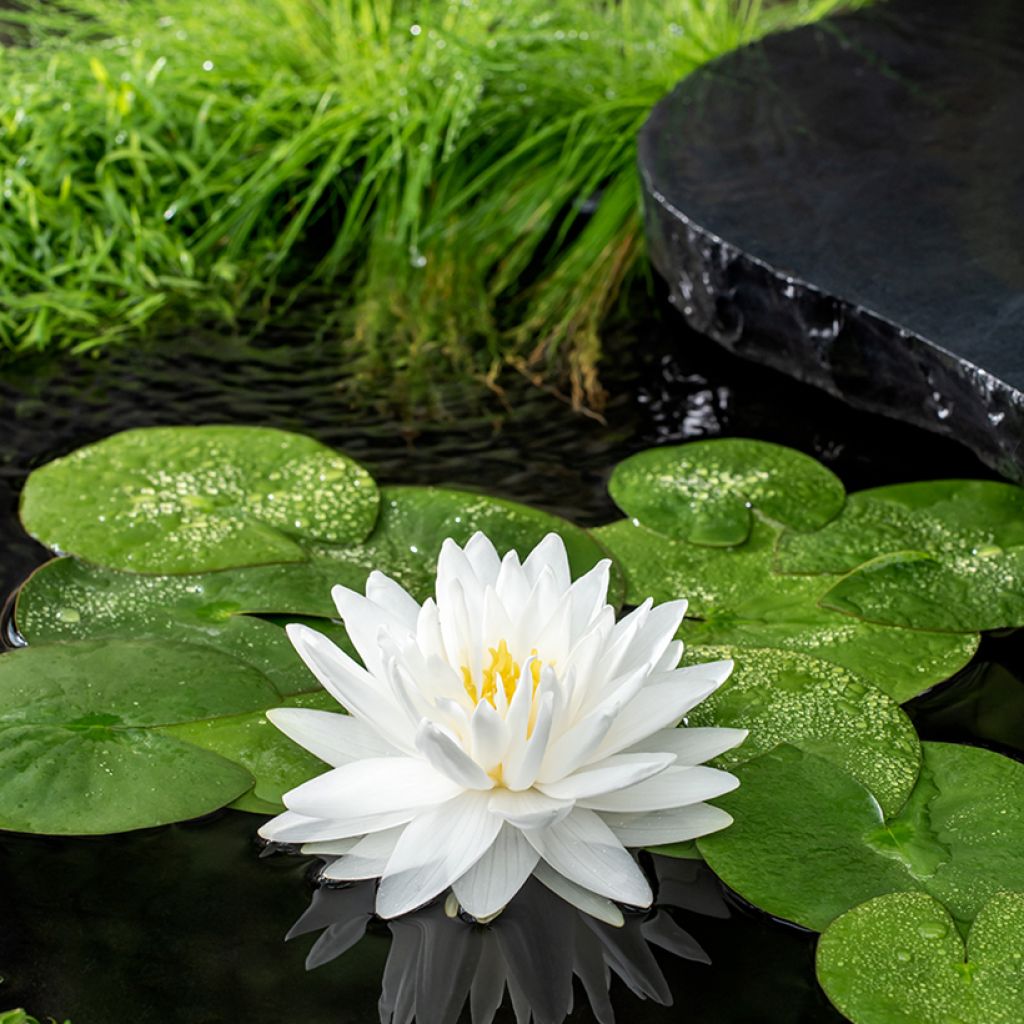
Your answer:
(639, 0), (1024, 482)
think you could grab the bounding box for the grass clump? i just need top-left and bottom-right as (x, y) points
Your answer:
(0, 0), (859, 405)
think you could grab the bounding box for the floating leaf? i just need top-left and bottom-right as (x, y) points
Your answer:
(817, 891), (1024, 1024)
(697, 742), (1024, 932)
(608, 439), (845, 546)
(19, 425), (380, 573)
(0, 641), (280, 834)
(776, 480), (1024, 632)
(594, 519), (977, 702)
(162, 690), (337, 814)
(318, 485), (623, 604)
(15, 557), (354, 696)
(684, 646), (920, 816)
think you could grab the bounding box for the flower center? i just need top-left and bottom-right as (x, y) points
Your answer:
(461, 639), (542, 706)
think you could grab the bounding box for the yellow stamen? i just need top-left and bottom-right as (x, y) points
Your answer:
(462, 640), (544, 706)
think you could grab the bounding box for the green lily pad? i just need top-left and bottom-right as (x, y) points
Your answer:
(594, 518), (977, 703)
(684, 646), (920, 816)
(608, 439), (845, 546)
(817, 891), (1024, 1024)
(0, 640), (280, 834)
(15, 557), (355, 696)
(19, 425), (380, 573)
(162, 690), (337, 814)
(697, 742), (1024, 932)
(318, 485), (623, 604)
(775, 480), (1024, 632)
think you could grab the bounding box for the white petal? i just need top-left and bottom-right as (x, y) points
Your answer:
(592, 661), (733, 759)
(283, 757), (462, 819)
(537, 667), (647, 782)
(630, 726), (748, 765)
(495, 550), (530, 621)
(653, 638), (684, 673)
(501, 690), (555, 790)
(365, 571), (422, 631)
(452, 826), (540, 918)
(518, 566), (563, 646)
(481, 585), (514, 653)
(523, 533), (571, 591)
(470, 701), (510, 773)
(376, 791), (502, 918)
(415, 721), (493, 790)
(613, 599), (688, 677)
(531, 860), (624, 927)
(532, 592), (573, 669)
(319, 826), (405, 881)
(415, 598), (447, 663)
(567, 559), (611, 640)
(464, 532), (502, 586)
(438, 578), (478, 678)
(258, 807), (416, 844)
(536, 753), (675, 801)
(504, 655), (536, 743)
(601, 803), (734, 846)
(489, 788), (574, 830)
(580, 765), (739, 812)
(525, 808), (652, 908)
(436, 539), (486, 620)
(285, 624), (413, 751)
(331, 584), (411, 676)
(265, 707), (399, 767)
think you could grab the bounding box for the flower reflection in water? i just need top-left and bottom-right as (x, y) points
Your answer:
(286, 855), (725, 1024)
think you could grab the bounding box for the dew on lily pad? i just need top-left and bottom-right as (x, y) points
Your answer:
(19, 425), (381, 573)
(607, 438), (845, 546)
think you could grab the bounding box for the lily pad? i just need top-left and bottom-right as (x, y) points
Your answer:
(608, 439), (845, 546)
(684, 646), (920, 816)
(697, 742), (1024, 932)
(775, 480), (1024, 632)
(162, 690), (337, 814)
(0, 640), (278, 834)
(318, 485), (624, 604)
(19, 425), (380, 573)
(817, 891), (1024, 1024)
(594, 518), (977, 703)
(15, 557), (355, 696)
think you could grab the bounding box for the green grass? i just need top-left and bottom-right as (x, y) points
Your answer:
(0, 0), (860, 406)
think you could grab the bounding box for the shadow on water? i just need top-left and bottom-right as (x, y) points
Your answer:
(0, 301), (1017, 1021)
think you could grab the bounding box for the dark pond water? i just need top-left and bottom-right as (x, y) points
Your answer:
(0, 306), (1020, 1022)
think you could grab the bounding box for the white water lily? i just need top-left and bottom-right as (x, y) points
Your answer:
(259, 532), (744, 926)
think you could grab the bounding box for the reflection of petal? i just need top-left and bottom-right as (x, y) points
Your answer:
(642, 910), (711, 964)
(494, 879), (577, 1024)
(452, 827), (540, 920)
(289, 855), (718, 1024)
(285, 884), (375, 940)
(654, 856), (732, 920)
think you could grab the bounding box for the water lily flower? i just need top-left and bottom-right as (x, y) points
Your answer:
(259, 532), (744, 925)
